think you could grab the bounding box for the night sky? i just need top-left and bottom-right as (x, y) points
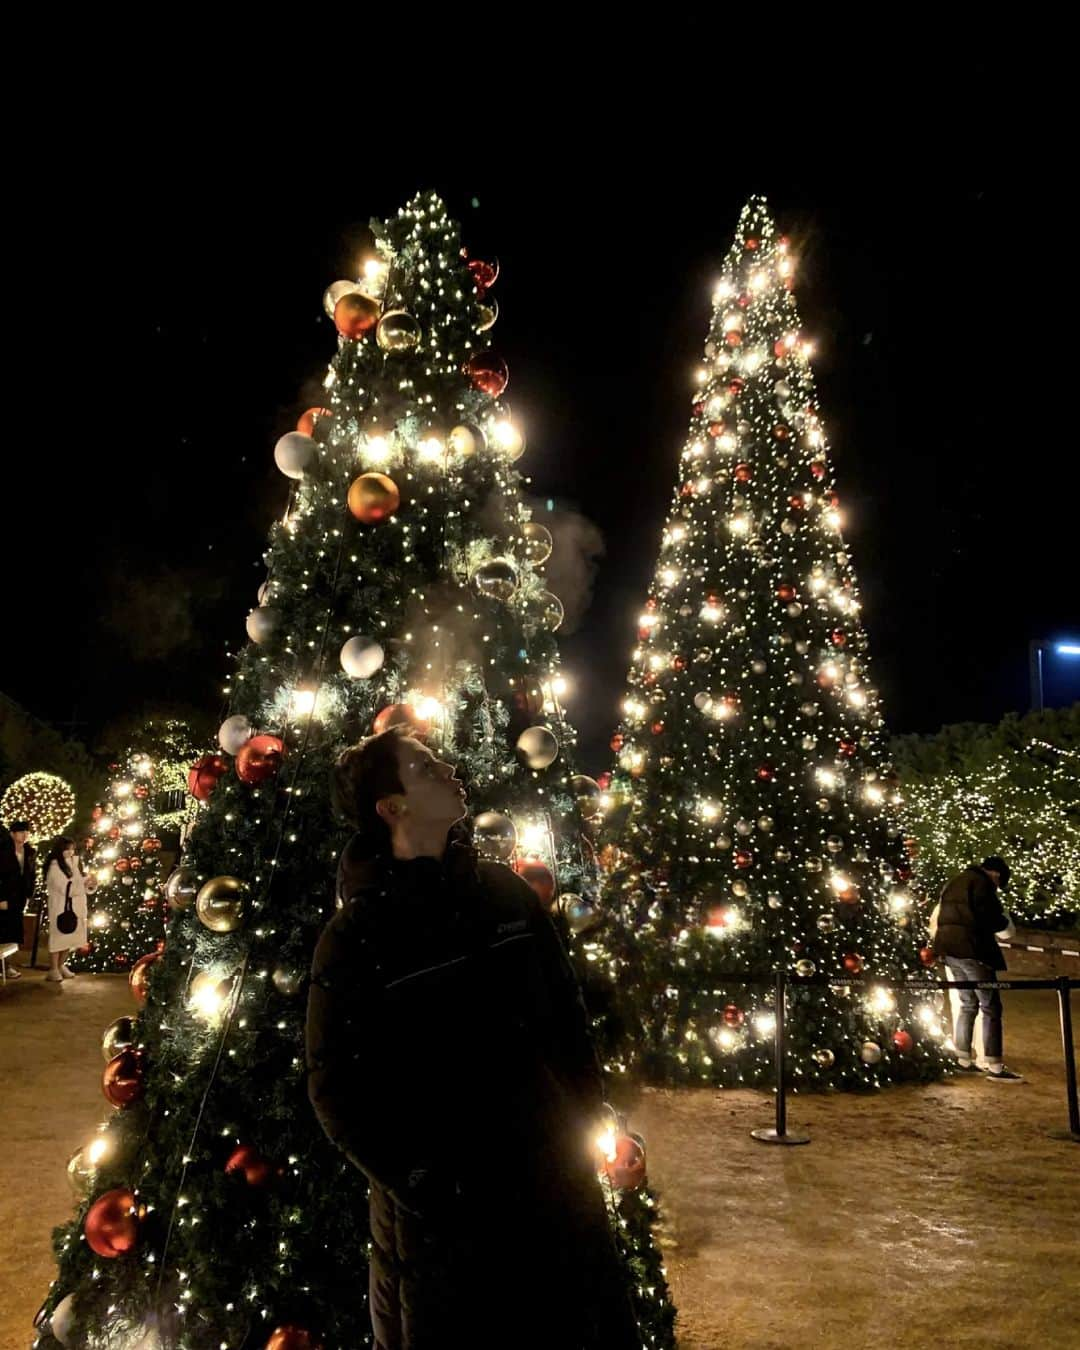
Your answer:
(7, 133), (1077, 769)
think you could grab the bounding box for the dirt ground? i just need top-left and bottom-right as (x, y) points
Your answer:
(3, 969), (1078, 1350)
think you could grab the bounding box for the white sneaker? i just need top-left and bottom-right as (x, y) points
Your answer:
(45, 969), (64, 983)
(61, 964), (76, 978)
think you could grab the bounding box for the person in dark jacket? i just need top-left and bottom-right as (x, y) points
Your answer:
(933, 855), (1022, 1082)
(305, 729), (640, 1350)
(0, 820), (37, 975)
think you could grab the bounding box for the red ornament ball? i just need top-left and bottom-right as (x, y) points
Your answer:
(467, 257), (499, 295)
(134, 785), (149, 799)
(722, 1003), (745, 1027)
(830, 630), (847, 647)
(188, 754), (228, 802)
(773, 339), (788, 357)
(745, 237), (759, 251)
(733, 462), (752, 483)
(103, 1049), (145, 1108)
(108, 826), (121, 840)
(513, 858), (555, 909)
(810, 460), (827, 480)
(297, 407), (332, 437)
(610, 733), (624, 753)
(892, 1030), (914, 1054)
(776, 583), (796, 603)
(734, 850), (753, 869)
(773, 424), (790, 440)
(464, 350), (509, 398)
(727, 377), (744, 395)
(265, 1328), (323, 1350)
(837, 885), (860, 905)
(650, 720), (665, 736)
(918, 946), (937, 968)
(596, 772), (612, 791)
(92, 806), (103, 820)
(333, 291), (380, 339)
(725, 329), (742, 347)
(602, 1134), (647, 1190)
(372, 703), (427, 738)
(838, 739), (857, 758)
(226, 1144), (277, 1188)
(236, 735), (285, 786)
(842, 953), (864, 974)
(672, 655), (687, 672)
(84, 1188), (139, 1258)
(115, 858), (130, 874)
(756, 764), (775, 782)
(129, 950), (162, 1007)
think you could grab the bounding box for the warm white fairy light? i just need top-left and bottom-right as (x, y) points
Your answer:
(291, 688), (317, 718)
(189, 972), (231, 1023)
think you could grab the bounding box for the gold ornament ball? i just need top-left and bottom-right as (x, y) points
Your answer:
(522, 521), (553, 565)
(102, 1015), (136, 1061)
(195, 876), (248, 934)
(516, 725), (559, 771)
(375, 309), (421, 353)
(571, 775), (601, 817)
(473, 811), (517, 862)
(813, 1048), (836, 1068)
(347, 473), (401, 524)
(165, 867), (198, 911)
(560, 893), (602, 936)
(472, 557), (519, 602)
(537, 590), (564, 631)
(66, 1144), (97, 1202)
(448, 423), (486, 458)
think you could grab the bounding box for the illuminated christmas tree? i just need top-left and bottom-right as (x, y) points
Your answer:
(35, 192), (674, 1350)
(602, 196), (947, 1089)
(73, 750), (166, 974)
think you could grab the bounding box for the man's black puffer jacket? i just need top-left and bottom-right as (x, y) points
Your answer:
(305, 834), (640, 1350)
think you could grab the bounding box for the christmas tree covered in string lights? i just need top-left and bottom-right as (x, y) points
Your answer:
(72, 750), (166, 974)
(601, 196), (947, 1090)
(35, 191), (674, 1350)
(73, 721), (204, 975)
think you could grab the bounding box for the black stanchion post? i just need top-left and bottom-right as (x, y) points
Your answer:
(752, 968), (809, 1146)
(1053, 977), (1080, 1143)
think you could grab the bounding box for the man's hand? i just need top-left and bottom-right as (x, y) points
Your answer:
(0, 900), (8, 910)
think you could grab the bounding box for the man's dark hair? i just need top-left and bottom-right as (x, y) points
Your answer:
(331, 729), (408, 833)
(980, 855), (1011, 891)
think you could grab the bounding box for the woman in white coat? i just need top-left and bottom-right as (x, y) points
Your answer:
(44, 837), (96, 982)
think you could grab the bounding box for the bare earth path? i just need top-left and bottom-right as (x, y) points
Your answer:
(3, 975), (1077, 1350)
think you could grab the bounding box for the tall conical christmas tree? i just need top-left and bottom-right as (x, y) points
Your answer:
(72, 749), (167, 974)
(602, 196), (947, 1090)
(35, 191), (674, 1350)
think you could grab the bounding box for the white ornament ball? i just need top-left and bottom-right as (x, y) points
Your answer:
(861, 1041), (883, 1064)
(274, 432), (316, 479)
(218, 715), (254, 756)
(48, 1293), (77, 1346)
(323, 279), (360, 317)
(340, 635), (385, 679)
(245, 607), (279, 645)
